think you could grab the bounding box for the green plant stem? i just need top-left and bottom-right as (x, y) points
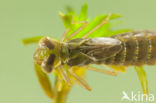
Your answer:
(53, 89), (69, 103)
(53, 78), (71, 103)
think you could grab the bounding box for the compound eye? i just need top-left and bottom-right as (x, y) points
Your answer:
(41, 54), (56, 73)
(44, 40), (55, 49)
(46, 54), (55, 66)
(41, 37), (55, 50)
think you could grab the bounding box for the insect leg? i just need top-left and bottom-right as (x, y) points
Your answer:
(79, 52), (97, 62)
(57, 66), (71, 86)
(86, 66), (117, 76)
(60, 13), (88, 41)
(63, 15), (88, 41)
(34, 63), (54, 99)
(67, 20), (88, 41)
(82, 13), (112, 38)
(69, 67), (91, 91)
(61, 28), (70, 42)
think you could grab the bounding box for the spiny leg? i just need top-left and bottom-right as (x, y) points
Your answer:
(79, 52), (97, 62)
(82, 13), (112, 38)
(61, 28), (70, 42)
(67, 21), (88, 41)
(63, 15), (88, 41)
(86, 65), (117, 76)
(69, 67), (91, 91)
(70, 52), (118, 76)
(61, 22), (88, 42)
(57, 66), (71, 86)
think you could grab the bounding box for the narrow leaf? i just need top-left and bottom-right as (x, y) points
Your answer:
(22, 36), (43, 45)
(34, 63), (54, 99)
(79, 3), (88, 21)
(135, 66), (148, 95)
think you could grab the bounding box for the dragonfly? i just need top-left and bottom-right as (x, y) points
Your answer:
(23, 4), (153, 101)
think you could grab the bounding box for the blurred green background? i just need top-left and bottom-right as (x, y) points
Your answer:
(0, 0), (156, 103)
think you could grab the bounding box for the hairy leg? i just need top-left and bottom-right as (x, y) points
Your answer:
(61, 28), (70, 42)
(86, 65), (117, 76)
(57, 66), (71, 86)
(69, 67), (91, 91)
(62, 16), (88, 41)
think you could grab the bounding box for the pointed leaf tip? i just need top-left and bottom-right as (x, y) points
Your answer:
(79, 3), (88, 20)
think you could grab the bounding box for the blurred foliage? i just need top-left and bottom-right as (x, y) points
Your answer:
(59, 3), (130, 39)
(23, 3), (130, 44)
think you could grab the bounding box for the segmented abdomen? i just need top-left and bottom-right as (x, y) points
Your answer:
(105, 31), (156, 66)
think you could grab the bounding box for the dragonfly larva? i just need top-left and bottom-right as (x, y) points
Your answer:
(34, 31), (156, 70)
(33, 30), (156, 91)
(31, 10), (155, 97)
(67, 31), (156, 66)
(22, 4), (155, 101)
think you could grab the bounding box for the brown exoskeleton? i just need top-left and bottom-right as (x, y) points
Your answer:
(33, 13), (156, 98)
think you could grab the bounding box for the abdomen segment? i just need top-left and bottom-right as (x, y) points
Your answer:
(104, 31), (156, 66)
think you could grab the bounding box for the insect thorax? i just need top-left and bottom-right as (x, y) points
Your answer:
(65, 38), (122, 66)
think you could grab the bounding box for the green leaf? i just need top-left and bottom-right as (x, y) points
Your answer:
(109, 29), (132, 36)
(71, 14), (123, 38)
(59, 3), (128, 40)
(22, 36), (43, 45)
(34, 63), (54, 99)
(59, 3), (88, 40)
(135, 66), (148, 95)
(59, 12), (73, 28)
(65, 5), (75, 14)
(109, 14), (121, 20)
(79, 3), (88, 21)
